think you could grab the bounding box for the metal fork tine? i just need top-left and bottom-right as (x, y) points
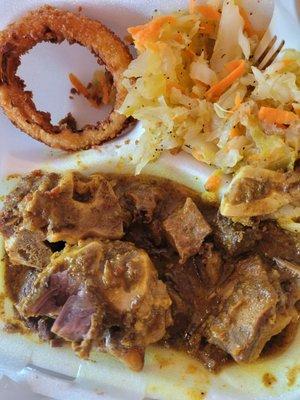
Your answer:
(254, 35), (277, 67)
(260, 40), (285, 70)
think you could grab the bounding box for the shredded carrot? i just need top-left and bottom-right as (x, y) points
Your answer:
(205, 174), (221, 192)
(97, 74), (111, 105)
(69, 73), (99, 108)
(174, 33), (184, 44)
(69, 73), (90, 98)
(196, 5), (221, 21)
(205, 60), (246, 102)
(225, 59), (243, 73)
(229, 126), (243, 139)
(258, 106), (299, 125)
(189, 0), (197, 14)
(69, 73), (106, 108)
(183, 48), (196, 61)
(199, 21), (215, 35)
(239, 6), (256, 37)
(128, 16), (175, 47)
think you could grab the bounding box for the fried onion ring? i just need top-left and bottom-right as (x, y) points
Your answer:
(0, 6), (133, 150)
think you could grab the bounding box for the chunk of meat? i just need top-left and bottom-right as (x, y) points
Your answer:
(259, 221), (300, 263)
(99, 241), (172, 350)
(164, 257), (211, 351)
(213, 213), (261, 256)
(16, 239), (171, 371)
(21, 172), (123, 243)
(206, 255), (299, 363)
(17, 241), (103, 317)
(164, 245), (230, 369)
(51, 288), (103, 358)
(220, 166), (287, 217)
(197, 343), (229, 372)
(4, 229), (51, 269)
(272, 258), (300, 305)
(125, 184), (162, 223)
(0, 171), (59, 237)
(52, 290), (97, 342)
(25, 317), (55, 341)
(197, 243), (223, 287)
(163, 198), (211, 263)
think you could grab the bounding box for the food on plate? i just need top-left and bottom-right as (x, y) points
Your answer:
(0, 6), (132, 150)
(1, 170), (300, 371)
(69, 69), (115, 108)
(221, 166), (300, 215)
(119, 1), (300, 173)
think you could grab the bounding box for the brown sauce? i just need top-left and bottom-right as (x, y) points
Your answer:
(1, 171), (300, 372)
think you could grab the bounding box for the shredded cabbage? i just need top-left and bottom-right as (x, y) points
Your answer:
(120, 1), (300, 176)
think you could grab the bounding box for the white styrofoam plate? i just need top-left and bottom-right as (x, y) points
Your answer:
(1, 1), (300, 399)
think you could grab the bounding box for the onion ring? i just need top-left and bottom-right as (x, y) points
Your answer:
(0, 6), (133, 150)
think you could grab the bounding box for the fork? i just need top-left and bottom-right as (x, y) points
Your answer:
(252, 0), (300, 70)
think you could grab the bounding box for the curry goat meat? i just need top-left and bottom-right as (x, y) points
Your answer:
(0, 171), (300, 372)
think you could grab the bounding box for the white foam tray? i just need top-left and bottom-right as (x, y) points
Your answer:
(1, 1), (300, 399)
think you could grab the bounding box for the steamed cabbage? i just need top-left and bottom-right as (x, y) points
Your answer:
(120, 1), (300, 178)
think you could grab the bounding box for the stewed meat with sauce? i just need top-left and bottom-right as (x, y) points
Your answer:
(0, 171), (299, 372)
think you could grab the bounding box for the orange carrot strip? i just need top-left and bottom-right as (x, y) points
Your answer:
(128, 16), (175, 46)
(258, 106), (299, 125)
(174, 32), (184, 44)
(229, 126), (242, 139)
(239, 6), (256, 37)
(199, 21), (215, 35)
(183, 48), (196, 61)
(225, 59), (243, 73)
(197, 5), (221, 21)
(69, 73), (99, 108)
(205, 60), (246, 102)
(205, 174), (221, 192)
(98, 74), (111, 105)
(69, 73), (90, 98)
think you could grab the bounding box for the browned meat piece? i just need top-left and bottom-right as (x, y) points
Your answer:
(197, 343), (229, 371)
(4, 229), (51, 269)
(273, 258), (300, 280)
(125, 184), (163, 223)
(259, 221), (300, 263)
(25, 317), (55, 341)
(22, 172), (123, 243)
(51, 289), (103, 358)
(99, 241), (172, 349)
(51, 290), (97, 341)
(206, 255), (299, 363)
(0, 171), (59, 238)
(197, 243), (223, 287)
(17, 239), (171, 371)
(163, 198), (211, 263)
(283, 170), (300, 204)
(213, 213), (261, 256)
(164, 257), (211, 355)
(164, 243), (230, 372)
(17, 241), (103, 317)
